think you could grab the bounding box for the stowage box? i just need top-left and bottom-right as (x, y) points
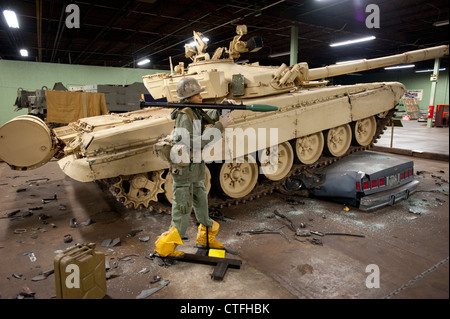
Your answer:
(54, 243), (106, 299)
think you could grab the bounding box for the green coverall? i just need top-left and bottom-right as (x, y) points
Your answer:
(169, 107), (224, 238)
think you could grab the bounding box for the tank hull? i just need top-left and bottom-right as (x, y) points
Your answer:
(55, 81), (404, 182)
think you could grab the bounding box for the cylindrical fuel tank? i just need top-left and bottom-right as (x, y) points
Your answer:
(0, 115), (55, 170)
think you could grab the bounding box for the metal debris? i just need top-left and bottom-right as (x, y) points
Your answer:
(42, 194), (57, 203)
(7, 209), (20, 217)
(308, 238), (323, 245)
(38, 213), (51, 220)
(138, 268), (150, 274)
(236, 227), (290, 243)
(408, 208), (422, 215)
(150, 275), (161, 284)
(16, 287), (35, 299)
(31, 269), (54, 281)
(136, 279), (170, 299)
(63, 234), (73, 243)
(296, 229), (311, 237)
(69, 218), (78, 228)
(26, 177), (50, 184)
(126, 229), (142, 238)
(139, 236), (150, 242)
(273, 209), (297, 232)
(101, 237), (121, 247)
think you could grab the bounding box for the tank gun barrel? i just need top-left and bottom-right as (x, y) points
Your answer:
(307, 45), (449, 80)
(140, 100), (278, 112)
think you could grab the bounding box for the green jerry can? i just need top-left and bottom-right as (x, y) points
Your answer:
(54, 243), (107, 299)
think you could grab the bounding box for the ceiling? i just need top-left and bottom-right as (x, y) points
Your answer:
(1, 0), (449, 72)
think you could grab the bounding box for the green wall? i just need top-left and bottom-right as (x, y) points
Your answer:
(0, 60), (167, 126)
(334, 68), (449, 111)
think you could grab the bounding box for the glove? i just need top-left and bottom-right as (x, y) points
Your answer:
(220, 98), (238, 105)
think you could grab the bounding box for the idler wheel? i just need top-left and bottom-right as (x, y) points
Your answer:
(295, 132), (324, 164)
(0, 115), (55, 170)
(261, 141), (294, 181)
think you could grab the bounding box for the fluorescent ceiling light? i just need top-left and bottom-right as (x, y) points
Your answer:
(188, 37), (209, 47)
(433, 20), (449, 27)
(20, 49), (28, 57)
(137, 58), (150, 66)
(415, 68), (446, 73)
(3, 10), (19, 28)
(330, 36), (376, 47)
(268, 51), (290, 58)
(336, 59), (367, 64)
(384, 64), (415, 70)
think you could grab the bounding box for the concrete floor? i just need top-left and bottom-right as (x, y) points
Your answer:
(375, 120), (449, 156)
(0, 119), (448, 306)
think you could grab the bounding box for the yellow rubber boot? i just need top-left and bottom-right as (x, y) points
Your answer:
(196, 219), (224, 249)
(154, 225), (184, 257)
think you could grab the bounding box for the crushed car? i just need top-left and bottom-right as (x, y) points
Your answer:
(283, 151), (419, 211)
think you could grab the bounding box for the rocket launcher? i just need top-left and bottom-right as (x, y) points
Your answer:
(139, 100), (278, 112)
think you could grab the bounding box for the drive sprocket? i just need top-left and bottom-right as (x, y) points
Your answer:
(113, 170), (165, 209)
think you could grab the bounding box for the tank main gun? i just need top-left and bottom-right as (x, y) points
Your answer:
(307, 45), (449, 81)
(143, 25), (449, 102)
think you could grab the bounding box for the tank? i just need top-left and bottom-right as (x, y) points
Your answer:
(0, 25), (448, 213)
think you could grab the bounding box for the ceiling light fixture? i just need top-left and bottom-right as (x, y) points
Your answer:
(384, 64), (415, 70)
(137, 58), (150, 66)
(268, 51), (290, 58)
(3, 10), (19, 28)
(330, 36), (376, 47)
(415, 68), (446, 73)
(20, 49), (28, 57)
(433, 20), (449, 27)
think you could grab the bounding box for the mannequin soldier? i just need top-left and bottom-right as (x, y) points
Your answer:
(154, 77), (233, 257)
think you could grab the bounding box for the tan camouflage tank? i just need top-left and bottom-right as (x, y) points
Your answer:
(0, 25), (448, 213)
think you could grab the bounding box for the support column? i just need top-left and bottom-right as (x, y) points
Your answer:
(427, 58), (440, 128)
(290, 24), (299, 66)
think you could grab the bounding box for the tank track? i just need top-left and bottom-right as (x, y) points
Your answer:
(103, 109), (395, 215)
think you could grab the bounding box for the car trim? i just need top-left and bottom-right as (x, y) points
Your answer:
(359, 179), (419, 211)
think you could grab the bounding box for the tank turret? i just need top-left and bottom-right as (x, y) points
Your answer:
(0, 25), (448, 212)
(143, 25), (448, 102)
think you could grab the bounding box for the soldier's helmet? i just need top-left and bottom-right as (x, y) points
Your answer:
(176, 77), (205, 99)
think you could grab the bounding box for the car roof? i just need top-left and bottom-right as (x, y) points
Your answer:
(324, 151), (413, 175)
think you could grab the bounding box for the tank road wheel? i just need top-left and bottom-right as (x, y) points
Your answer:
(261, 141), (294, 181)
(352, 116), (377, 146)
(218, 159), (258, 198)
(295, 132), (324, 164)
(164, 166), (212, 204)
(113, 170), (165, 209)
(324, 124), (352, 157)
